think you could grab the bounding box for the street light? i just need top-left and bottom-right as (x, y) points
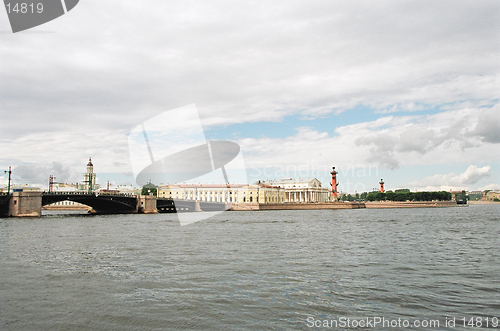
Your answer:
(4, 166), (12, 194)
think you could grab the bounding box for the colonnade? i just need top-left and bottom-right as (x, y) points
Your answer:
(185, 189), (237, 202)
(285, 189), (329, 203)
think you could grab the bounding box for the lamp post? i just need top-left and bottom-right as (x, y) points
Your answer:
(4, 166), (12, 194)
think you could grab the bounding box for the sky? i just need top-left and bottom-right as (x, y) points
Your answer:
(1, 0), (499, 194)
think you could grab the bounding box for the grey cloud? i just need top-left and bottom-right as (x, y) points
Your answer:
(471, 108), (500, 144)
(396, 127), (438, 154)
(1, 0), (499, 141)
(1, 0), (499, 183)
(356, 133), (400, 169)
(13, 162), (72, 186)
(355, 113), (478, 168)
(113, 162), (127, 167)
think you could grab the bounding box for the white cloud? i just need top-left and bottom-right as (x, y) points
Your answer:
(478, 183), (500, 191)
(1, 0), (499, 138)
(408, 165), (492, 190)
(0, 130), (131, 184)
(353, 107), (500, 168)
(238, 107), (500, 182)
(1, 0), (499, 188)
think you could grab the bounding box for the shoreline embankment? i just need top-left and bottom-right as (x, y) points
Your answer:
(231, 200), (463, 211)
(42, 200), (496, 212)
(230, 202), (365, 211)
(365, 201), (457, 208)
(467, 201), (500, 205)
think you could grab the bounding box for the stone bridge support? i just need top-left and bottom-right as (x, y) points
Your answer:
(138, 195), (157, 214)
(8, 191), (43, 217)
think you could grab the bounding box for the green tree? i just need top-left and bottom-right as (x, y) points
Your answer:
(395, 188), (410, 194)
(141, 183), (157, 196)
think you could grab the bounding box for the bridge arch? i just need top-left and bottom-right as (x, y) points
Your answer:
(42, 192), (139, 214)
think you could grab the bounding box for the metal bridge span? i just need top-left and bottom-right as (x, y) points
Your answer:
(0, 192), (230, 216)
(41, 192), (229, 214)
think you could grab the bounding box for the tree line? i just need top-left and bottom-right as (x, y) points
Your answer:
(341, 190), (452, 202)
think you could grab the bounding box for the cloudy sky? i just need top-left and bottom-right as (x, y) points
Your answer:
(1, 0), (499, 193)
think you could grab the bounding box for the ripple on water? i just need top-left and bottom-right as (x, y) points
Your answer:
(1, 206), (500, 330)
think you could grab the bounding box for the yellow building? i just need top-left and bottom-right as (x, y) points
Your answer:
(483, 190), (500, 201)
(235, 184), (286, 203)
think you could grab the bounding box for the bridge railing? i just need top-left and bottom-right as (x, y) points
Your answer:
(42, 191), (137, 197)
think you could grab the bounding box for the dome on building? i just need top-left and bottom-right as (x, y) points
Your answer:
(87, 158), (93, 167)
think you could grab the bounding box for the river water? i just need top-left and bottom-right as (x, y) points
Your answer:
(1, 205), (499, 330)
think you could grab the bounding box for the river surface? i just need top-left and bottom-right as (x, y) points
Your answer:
(1, 205), (499, 330)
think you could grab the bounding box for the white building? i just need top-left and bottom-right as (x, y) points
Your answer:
(256, 178), (330, 203)
(158, 183), (249, 203)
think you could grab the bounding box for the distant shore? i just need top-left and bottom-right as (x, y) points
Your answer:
(230, 202), (365, 211)
(467, 201), (500, 205)
(42, 206), (91, 211)
(365, 201), (457, 208)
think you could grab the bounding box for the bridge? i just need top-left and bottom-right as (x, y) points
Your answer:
(0, 191), (230, 217)
(0, 193), (10, 216)
(42, 192), (141, 214)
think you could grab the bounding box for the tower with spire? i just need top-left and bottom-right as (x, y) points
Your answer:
(330, 166), (339, 202)
(379, 179), (385, 193)
(82, 157), (96, 192)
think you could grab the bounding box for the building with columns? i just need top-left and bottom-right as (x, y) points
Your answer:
(157, 178), (329, 204)
(157, 183), (287, 204)
(158, 184), (248, 203)
(256, 178), (330, 203)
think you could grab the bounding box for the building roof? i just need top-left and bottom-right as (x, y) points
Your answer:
(159, 183), (248, 189)
(258, 178), (322, 187)
(259, 178), (319, 183)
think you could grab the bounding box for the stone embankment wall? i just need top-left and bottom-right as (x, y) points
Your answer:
(365, 201), (457, 208)
(231, 202), (365, 211)
(467, 201), (500, 205)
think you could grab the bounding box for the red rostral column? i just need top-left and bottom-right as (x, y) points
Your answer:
(379, 179), (385, 193)
(330, 167), (338, 201)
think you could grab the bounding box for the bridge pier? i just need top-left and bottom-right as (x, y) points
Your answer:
(8, 191), (43, 217)
(138, 195), (158, 214)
